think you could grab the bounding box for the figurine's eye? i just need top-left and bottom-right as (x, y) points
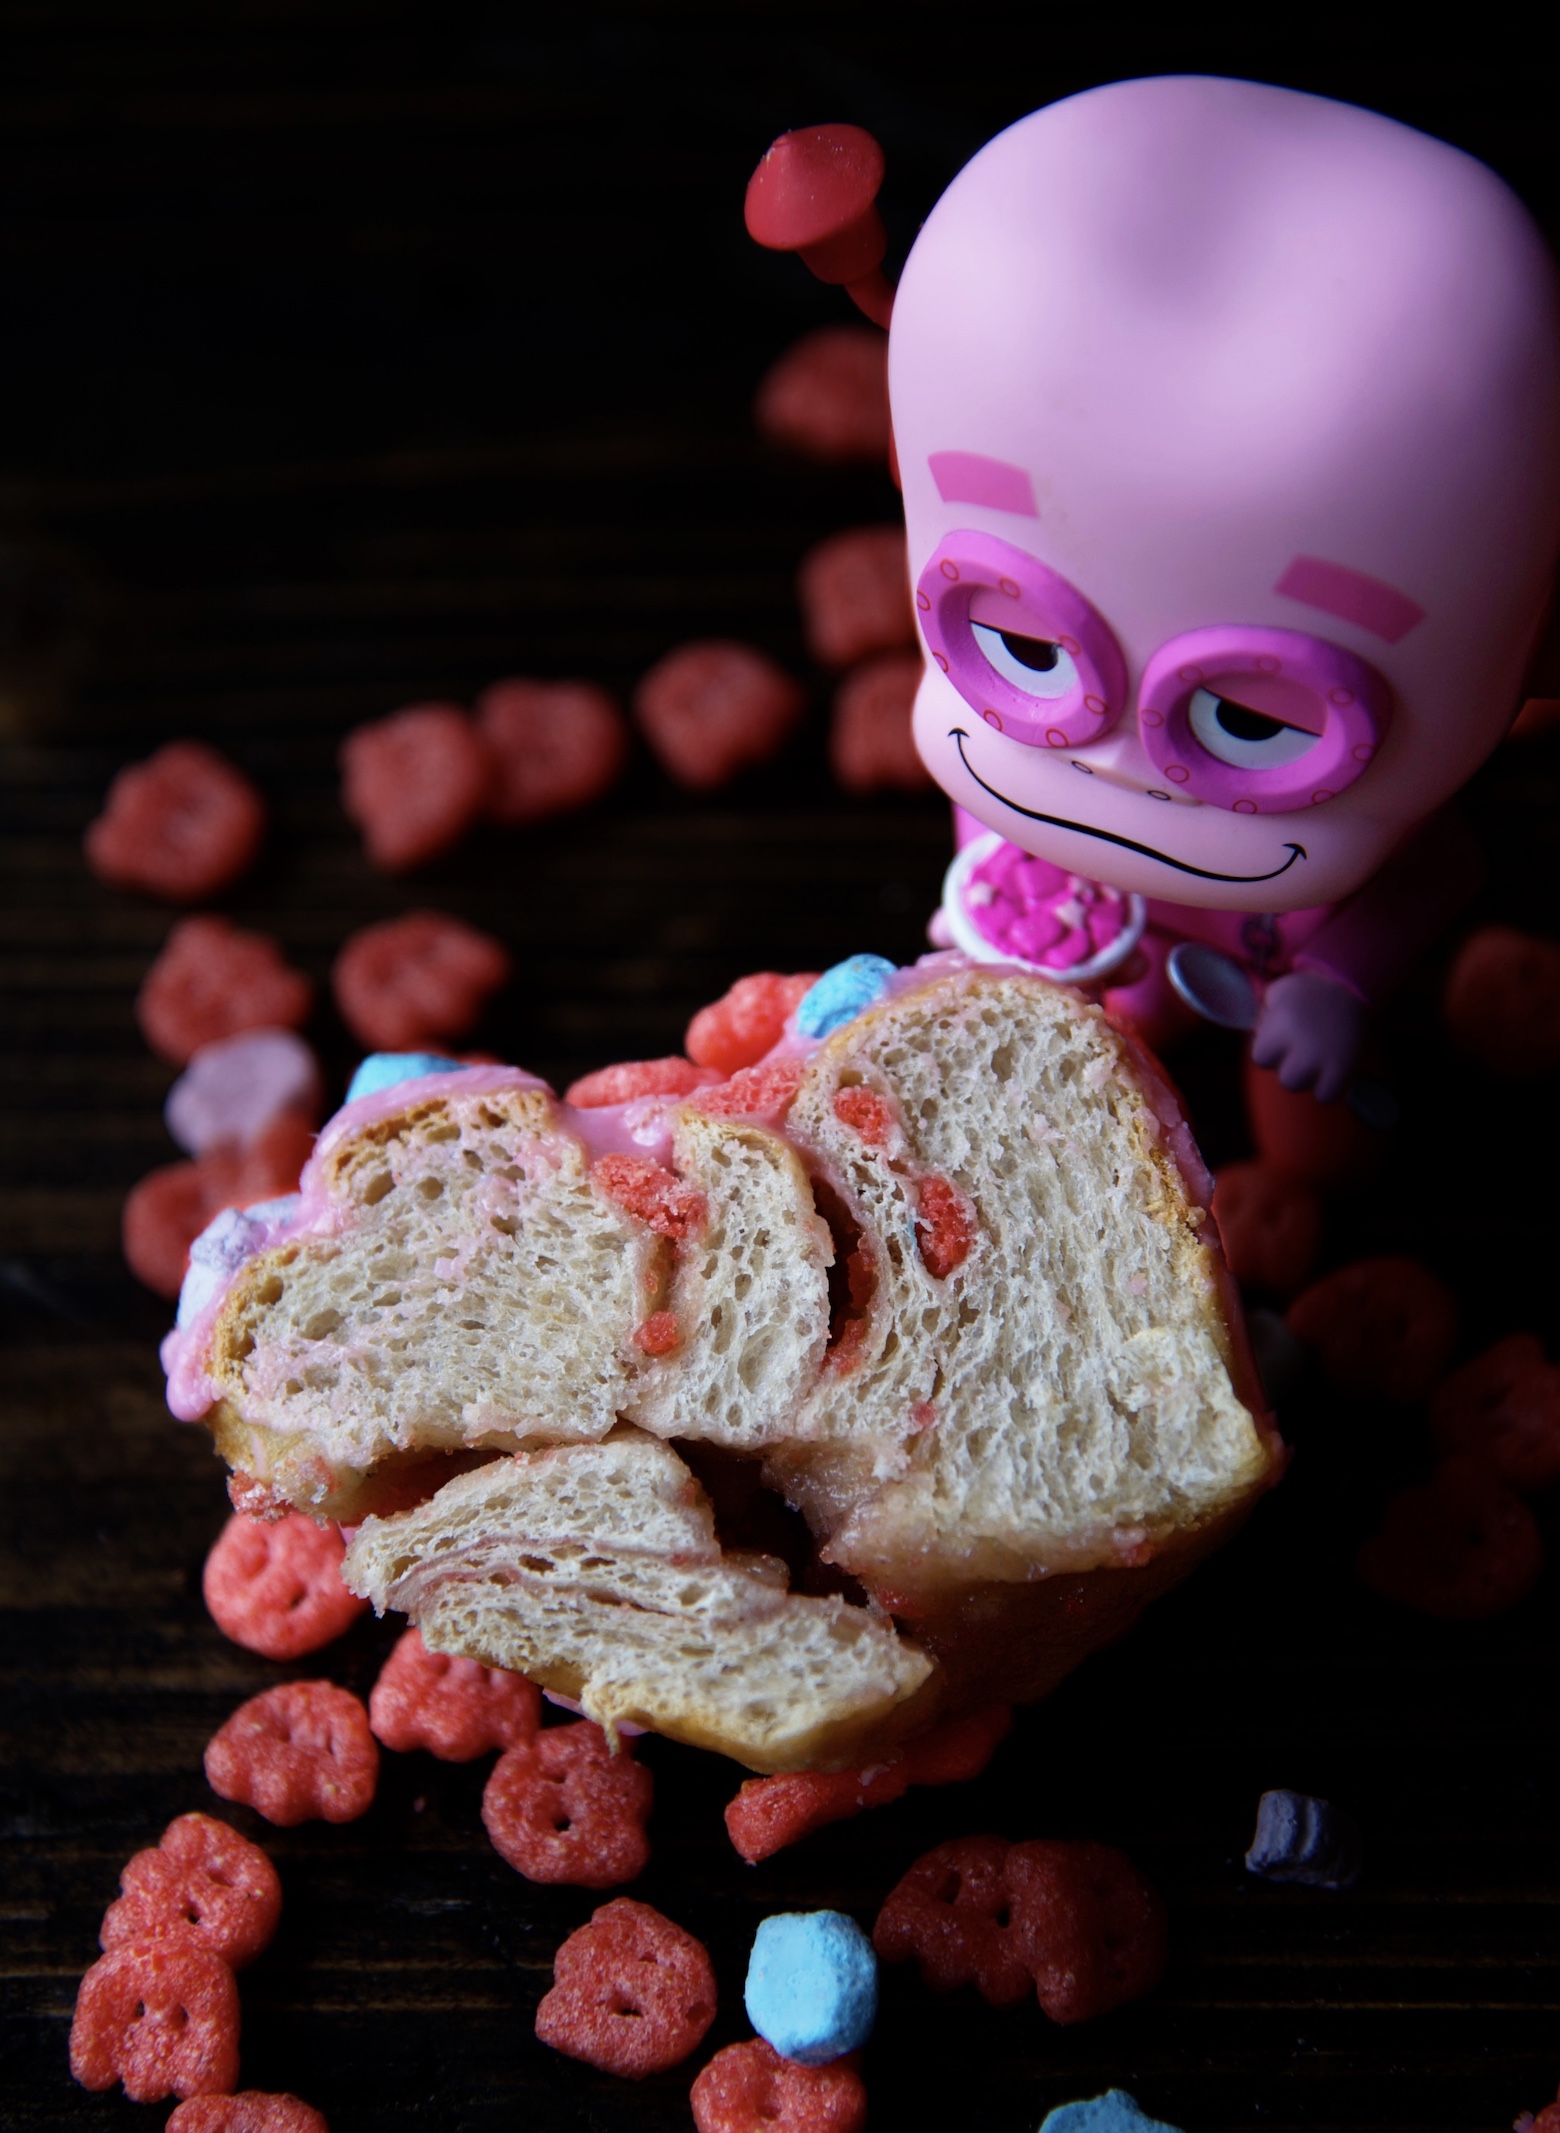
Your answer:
(971, 621), (1080, 701)
(1186, 686), (1319, 770)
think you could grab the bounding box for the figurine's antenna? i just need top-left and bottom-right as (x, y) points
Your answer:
(745, 124), (894, 330)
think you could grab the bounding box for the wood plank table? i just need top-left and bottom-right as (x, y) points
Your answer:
(4, 14), (1559, 2128)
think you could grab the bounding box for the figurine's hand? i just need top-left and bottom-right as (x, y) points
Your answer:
(1249, 972), (1368, 1104)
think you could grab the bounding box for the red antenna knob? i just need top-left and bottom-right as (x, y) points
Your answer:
(745, 124), (894, 329)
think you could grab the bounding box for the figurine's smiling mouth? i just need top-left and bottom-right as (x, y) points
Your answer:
(951, 730), (1306, 884)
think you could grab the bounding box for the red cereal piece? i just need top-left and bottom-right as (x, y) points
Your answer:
(85, 741), (266, 903)
(566, 1056), (721, 1107)
(687, 973), (819, 1075)
(340, 703), (490, 871)
(476, 678), (629, 825)
(633, 1310), (682, 1355)
(754, 325), (891, 463)
(202, 1512), (366, 1660)
(167, 2096), (330, 2133)
(1357, 1454), (1543, 1619)
(901, 1705), (1013, 1786)
(204, 1681), (378, 1826)
(1443, 925), (1560, 1077)
(483, 1721), (653, 1887)
(830, 651), (932, 794)
(332, 911), (511, 1051)
(692, 2040), (867, 2133)
(100, 1812), (281, 1970)
(1211, 1160), (1323, 1294)
(232, 1110), (316, 1204)
(123, 1160), (221, 1299)
(635, 641), (806, 790)
(833, 1084), (895, 1146)
(592, 1152), (708, 1240)
(1006, 1838), (1168, 2024)
(369, 1626), (541, 1760)
(873, 1835), (1035, 2006)
(1242, 1053), (1387, 1189)
(694, 1056), (810, 1124)
(1431, 1335), (1560, 1491)
(534, 1896), (715, 2077)
(138, 916), (313, 1067)
(1286, 1255), (1459, 1405)
(70, 1934), (240, 2103)
(725, 1764), (909, 1865)
(797, 527), (913, 668)
(915, 1174), (975, 1279)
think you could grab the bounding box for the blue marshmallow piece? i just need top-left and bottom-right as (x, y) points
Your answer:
(743, 1909), (878, 2066)
(794, 954), (898, 1040)
(346, 1052), (466, 1104)
(1039, 2090), (1184, 2133)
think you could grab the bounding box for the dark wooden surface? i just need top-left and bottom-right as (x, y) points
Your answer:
(4, 10), (1560, 2128)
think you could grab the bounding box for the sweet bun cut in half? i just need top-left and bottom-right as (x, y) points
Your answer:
(173, 968), (1282, 1770)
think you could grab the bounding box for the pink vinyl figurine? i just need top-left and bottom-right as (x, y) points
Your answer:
(748, 80), (1560, 1100)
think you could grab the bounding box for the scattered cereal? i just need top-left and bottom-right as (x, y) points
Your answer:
(204, 1681), (379, 1826)
(744, 1911), (878, 2065)
(1357, 1456), (1543, 1619)
(138, 916), (313, 1067)
(202, 1512), (366, 1661)
(725, 1764), (909, 1865)
(1431, 1335), (1560, 1490)
(1286, 1256), (1459, 1405)
(797, 527), (913, 668)
(85, 741), (265, 903)
(1009, 1839), (1168, 2024)
(692, 2039), (867, 2133)
(634, 641), (806, 789)
(1242, 1053), (1387, 1188)
(753, 325), (890, 463)
(1245, 1789), (1362, 1889)
(1443, 925), (1560, 1077)
(100, 1812), (282, 1968)
(830, 651), (931, 794)
(332, 911), (511, 1052)
(476, 677), (628, 825)
(369, 1626), (541, 1761)
(686, 972), (819, 1075)
(340, 703), (489, 871)
(165, 1030), (322, 1157)
(482, 1721), (652, 1887)
(872, 1834), (1034, 2006)
(1211, 1161), (1322, 1294)
(70, 1934), (240, 2103)
(535, 1897), (716, 2077)
(166, 2096), (330, 2133)
(1039, 2093), (1183, 2133)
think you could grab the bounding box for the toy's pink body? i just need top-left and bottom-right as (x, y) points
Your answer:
(888, 78), (1560, 1089)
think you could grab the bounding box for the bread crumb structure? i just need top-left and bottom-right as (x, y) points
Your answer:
(171, 967), (1279, 1772)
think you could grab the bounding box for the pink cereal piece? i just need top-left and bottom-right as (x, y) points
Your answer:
(592, 1152), (708, 1240)
(692, 2040), (867, 2133)
(100, 1813), (282, 1970)
(565, 1056), (721, 1107)
(332, 911), (511, 1051)
(693, 1055), (809, 1125)
(724, 1764), (909, 1865)
(202, 1513), (367, 1661)
(167, 2095), (330, 2133)
(1211, 1160), (1323, 1295)
(535, 1897), (715, 2077)
(830, 651), (932, 793)
(369, 1626), (541, 1761)
(832, 1085), (895, 1146)
(634, 641), (806, 790)
(339, 703), (490, 871)
(915, 1174), (975, 1278)
(633, 1310), (682, 1356)
(482, 1721), (653, 1887)
(754, 325), (891, 463)
(70, 1933), (240, 2103)
(1286, 1255), (1459, 1405)
(686, 972), (819, 1075)
(1443, 925), (1560, 1077)
(85, 740), (266, 904)
(476, 678), (629, 825)
(1243, 1053), (1387, 1188)
(123, 1159), (229, 1300)
(1431, 1334), (1560, 1491)
(204, 1681), (378, 1827)
(1357, 1454), (1543, 1619)
(166, 1029), (324, 1157)
(138, 916), (314, 1067)
(798, 526), (914, 668)
(901, 1705), (1013, 1786)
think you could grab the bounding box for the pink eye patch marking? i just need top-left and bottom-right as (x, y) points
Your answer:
(928, 451), (1038, 517)
(1274, 556), (1425, 645)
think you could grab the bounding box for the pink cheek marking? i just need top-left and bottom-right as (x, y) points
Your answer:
(1274, 555), (1425, 644)
(927, 450), (1039, 517)
(1165, 765), (1191, 783)
(916, 590), (931, 612)
(982, 709), (1003, 731)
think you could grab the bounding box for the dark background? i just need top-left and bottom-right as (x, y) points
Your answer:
(4, 7), (1560, 2129)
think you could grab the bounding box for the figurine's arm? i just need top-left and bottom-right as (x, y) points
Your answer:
(1251, 807), (1486, 1100)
